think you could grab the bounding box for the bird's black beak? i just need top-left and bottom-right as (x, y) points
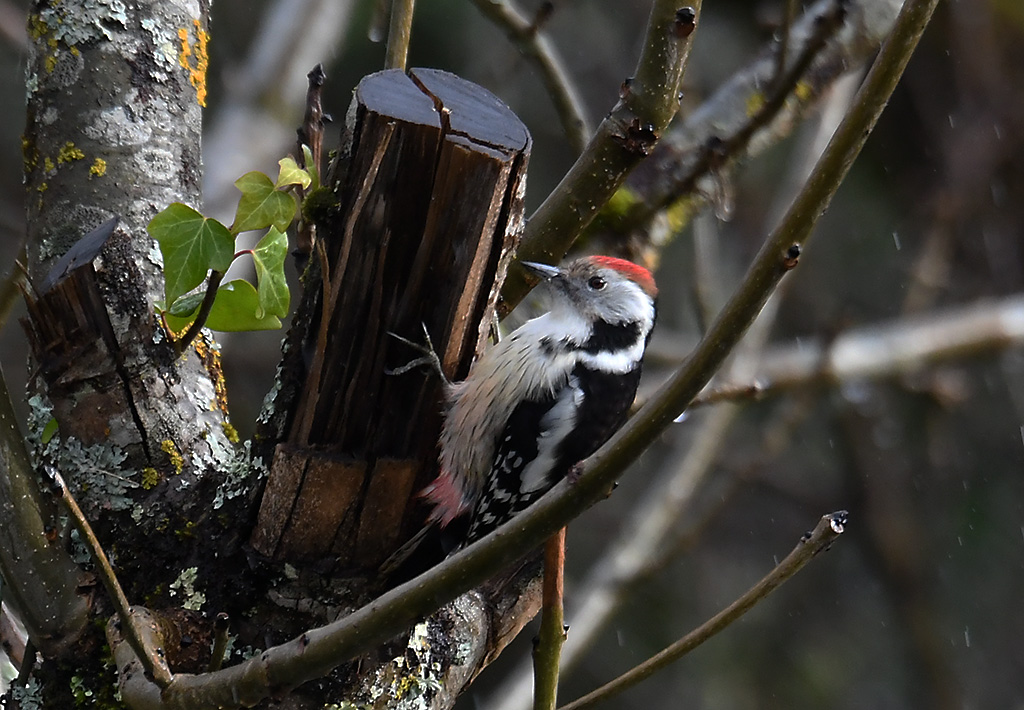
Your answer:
(520, 261), (562, 281)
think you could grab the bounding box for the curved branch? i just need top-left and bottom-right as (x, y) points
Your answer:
(172, 270), (224, 356)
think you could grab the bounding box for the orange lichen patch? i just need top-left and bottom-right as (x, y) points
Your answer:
(161, 439), (184, 475)
(141, 467), (161, 490)
(177, 19), (209, 107)
(89, 158), (107, 178)
(193, 336), (229, 416)
(28, 14), (48, 41)
(57, 142), (85, 164)
(221, 421), (239, 444)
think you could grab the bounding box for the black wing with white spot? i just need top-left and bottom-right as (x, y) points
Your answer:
(466, 378), (582, 542)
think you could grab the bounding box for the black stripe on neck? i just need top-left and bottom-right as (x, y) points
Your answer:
(582, 320), (643, 353)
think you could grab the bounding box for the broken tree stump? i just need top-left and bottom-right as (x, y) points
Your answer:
(252, 68), (531, 569)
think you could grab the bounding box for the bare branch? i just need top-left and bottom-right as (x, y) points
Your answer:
(533, 529), (567, 710)
(172, 271), (224, 356)
(558, 512), (849, 710)
(45, 467), (172, 688)
(294, 63), (328, 263)
(682, 294), (1024, 406)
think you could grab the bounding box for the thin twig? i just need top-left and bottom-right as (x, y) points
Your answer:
(606, 0), (897, 268)
(173, 270), (224, 356)
(688, 380), (765, 407)
(471, 0), (591, 154)
(43, 466), (173, 688)
(384, 0), (416, 70)
(533, 528), (567, 710)
(558, 512), (848, 710)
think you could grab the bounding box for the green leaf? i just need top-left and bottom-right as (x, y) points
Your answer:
(233, 171), (296, 234)
(301, 144), (320, 191)
(168, 290), (205, 318)
(41, 417), (59, 444)
(164, 280), (282, 333)
(276, 156), (313, 190)
(251, 227), (290, 319)
(148, 203), (234, 308)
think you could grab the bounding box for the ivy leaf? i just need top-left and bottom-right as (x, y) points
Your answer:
(276, 156), (312, 190)
(233, 171), (296, 234)
(252, 227), (290, 319)
(148, 203), (233, 308)
(164, 280), (282, 333)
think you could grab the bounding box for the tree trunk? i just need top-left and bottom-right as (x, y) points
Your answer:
(246, 67), (543, 707)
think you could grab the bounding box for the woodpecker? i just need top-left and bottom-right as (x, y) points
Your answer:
(413, 255), (659, 547)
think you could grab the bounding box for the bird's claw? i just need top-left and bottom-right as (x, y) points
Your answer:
(385, 323), (450, 386)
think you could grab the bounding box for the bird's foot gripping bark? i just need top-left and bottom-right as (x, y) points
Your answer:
(385, 323), (452, 387)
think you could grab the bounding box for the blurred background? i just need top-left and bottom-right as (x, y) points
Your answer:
(1, 0), (1022, 708)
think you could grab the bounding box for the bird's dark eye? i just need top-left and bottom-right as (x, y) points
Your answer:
(588, 276), (606, 290)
